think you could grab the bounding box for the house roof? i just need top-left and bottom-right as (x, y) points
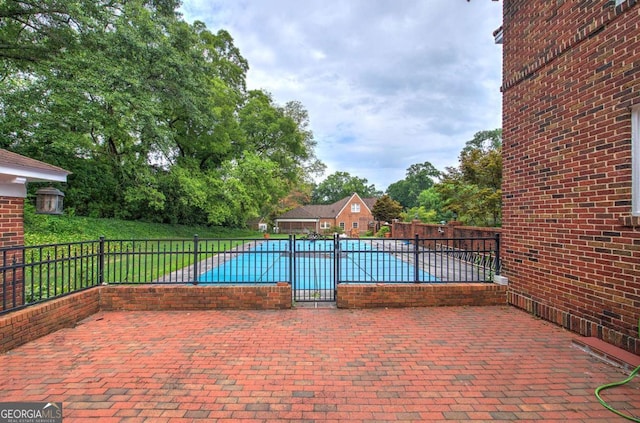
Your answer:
(0, 149), (70, 182)
(276, 194), (378, 221)
(362, 197), (377, 211)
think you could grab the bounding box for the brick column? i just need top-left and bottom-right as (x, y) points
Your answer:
(0, 196), (24, 311)
(445, 220), (462, 239)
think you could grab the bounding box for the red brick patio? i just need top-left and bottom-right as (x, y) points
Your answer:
(0, 306), (638, 422)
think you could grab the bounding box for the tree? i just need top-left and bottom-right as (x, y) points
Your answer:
(0, 0), (104, 66)
(1, 0), (188, 219)
(207, 152), (286, 226)
(283, 100), (326, 183)
(311, 171), (382, 204)
(0, 0), (324, 226)
(238, 91), (317, 185)
(400, 206), (437, 223)
(435, 129), (502, 226)
(416, 187), (453, 223)
(236, 91), (324, 221)
(372, 195), (403, 223)
(386, 161), (441, 208)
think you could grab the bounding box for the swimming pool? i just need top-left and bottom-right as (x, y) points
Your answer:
(198, 239), (438, 289)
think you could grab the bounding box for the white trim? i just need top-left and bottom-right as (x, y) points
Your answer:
(336, 193), (358, 217)
(0, 166), (68, 183)
(274, 218), (319, 223)
(632, 105), (640, 215)
(0, 176), (27, 198)
(336, 193), (372, 216)
(494, 28), (503, 44)
(0, 175), (26, 184)
(494, 275), (509, 285)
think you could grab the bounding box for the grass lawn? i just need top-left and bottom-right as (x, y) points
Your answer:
(18, 207), (278, 300)
(24, 204), (264, 245)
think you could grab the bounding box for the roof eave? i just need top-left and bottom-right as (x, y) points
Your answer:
(0, 166), (69, 183)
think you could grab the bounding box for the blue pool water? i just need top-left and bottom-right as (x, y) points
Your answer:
(199, 239), (438, 287)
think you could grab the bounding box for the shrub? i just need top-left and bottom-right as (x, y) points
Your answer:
(375, 226), (390, 237)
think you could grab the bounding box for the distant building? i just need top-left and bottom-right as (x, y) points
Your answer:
(275, 193), (377, 235)
(246, 217), (268, 232)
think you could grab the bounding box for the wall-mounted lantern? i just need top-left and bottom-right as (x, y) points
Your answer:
(35, 187), (65, 215)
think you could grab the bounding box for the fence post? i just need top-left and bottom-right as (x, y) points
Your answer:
(334, 233), (340, 287)
(10, 256), (16, 308)
(98, 236), (105, 285)
(1, 250), (6, 310)
(192, 234), (199, 285)
(289, 235), (295, 287)
(20, 248), (25, 307)
(414, 233), (420, 283)
(494, 233), (501, 275)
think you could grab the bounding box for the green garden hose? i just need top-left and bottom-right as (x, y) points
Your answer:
(594, 318), (640, 422)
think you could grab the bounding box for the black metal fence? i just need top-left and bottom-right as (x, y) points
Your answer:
(0, 234), (500, 313)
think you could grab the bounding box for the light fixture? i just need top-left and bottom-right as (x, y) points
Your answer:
(35, 187), (65, 215)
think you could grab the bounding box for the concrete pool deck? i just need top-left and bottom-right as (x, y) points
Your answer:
(0, 306), (638, 422)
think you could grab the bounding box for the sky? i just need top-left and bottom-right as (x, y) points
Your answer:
(179, 0), (503, 192)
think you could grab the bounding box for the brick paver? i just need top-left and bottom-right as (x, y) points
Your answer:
(1, 306), (638, 422)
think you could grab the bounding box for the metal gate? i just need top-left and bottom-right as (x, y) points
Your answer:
(291, 235), (337, 302)
(289, 233), (500, 302)
(0, 234), (500, 313)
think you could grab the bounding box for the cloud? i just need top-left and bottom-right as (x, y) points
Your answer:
(180, 0), (503, 191)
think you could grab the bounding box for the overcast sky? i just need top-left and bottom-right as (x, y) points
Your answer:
(179, 0), (503, 191)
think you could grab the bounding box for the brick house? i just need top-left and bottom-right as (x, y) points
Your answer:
(0, 149), (69, 310)
(501, 0), (640, 353)
(274, 193), (377, 235)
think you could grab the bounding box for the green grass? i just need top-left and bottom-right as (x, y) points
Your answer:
(19, 207), (272, 302)
(24, 204), (262, 245)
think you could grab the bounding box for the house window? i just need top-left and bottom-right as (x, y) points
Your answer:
(320, 221), (331, 229)
(351, 203), (360, 213)
(632, 105), (640, 215)
(339, 222), (345, 230)
(352, 222), (358, 229)
(615, 0), (625, 6)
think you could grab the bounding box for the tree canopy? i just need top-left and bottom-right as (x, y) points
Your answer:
(0, 0), (323, 226)
(436, 129), (502, 226)
(371, 195), (403, 223)
(386, 162), (441, 209)
(311, 171), (381, 205)
(385, 129), (502, 227)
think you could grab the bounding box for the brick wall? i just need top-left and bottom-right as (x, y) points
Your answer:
(100, 283), (293, 311)
(0, 196), (24, 247)
(0, 281), (510, 353)
(336, 195), (374, 235)
(0, 196), (25, 311)
(337, 283), (507, 309)
(0, 289), (100, 353)
(0, 283), (293, 352)
(502, 0), (640, 353)
(393, 221), (501, 241)
(393, 221), (502, 260)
